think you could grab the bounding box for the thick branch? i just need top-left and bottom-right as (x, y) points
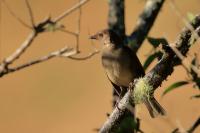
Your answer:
(99, 14), (200, 133)
(128, 0), (165, 52)
(108, 0), (125, 39)
(107, 1), (165, 132)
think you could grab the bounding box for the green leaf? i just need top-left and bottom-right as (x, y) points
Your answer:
(143, 52), (162, 70)
(187, 12), (195, 22)
(162, 81), (189, 97)
(147, 37), (169, 48)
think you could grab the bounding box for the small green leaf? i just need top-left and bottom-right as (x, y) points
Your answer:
(45, 23), (65, 32)
(147, 37), (169, 48)
(162, 81), (189, 97)
(187, 12), (195, 22)
(143, 52), (162, 70)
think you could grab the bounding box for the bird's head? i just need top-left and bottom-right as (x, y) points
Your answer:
(89, 29), (122, 45)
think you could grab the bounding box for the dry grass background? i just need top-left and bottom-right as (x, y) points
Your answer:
(0, 0), (200, 133)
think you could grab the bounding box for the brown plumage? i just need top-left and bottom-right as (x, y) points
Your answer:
(90, 29), (166, 118)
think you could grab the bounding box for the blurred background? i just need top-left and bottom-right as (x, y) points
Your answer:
(0, 0), (200, 133)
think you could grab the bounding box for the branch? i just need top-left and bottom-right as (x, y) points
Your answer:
(108, 0), (125, 39)
(128, 0), (165, 52)
(99, 14), (200, 133)
(170, 44), (200, 77)
(5, 31), (37, 65)
(75, 0), (82, 52)
(106, 0), (165, 132)
(168, 1), (200, 77)
(53, 0), (90, 23)
(0, 0), (95, 78)
(67, 50), (99, 60)
(0, 47), (76, 77)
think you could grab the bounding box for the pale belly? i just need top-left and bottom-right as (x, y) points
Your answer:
(104, 62), (134, 87)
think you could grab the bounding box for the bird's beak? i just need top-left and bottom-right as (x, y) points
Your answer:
(89, 34), (97, 40)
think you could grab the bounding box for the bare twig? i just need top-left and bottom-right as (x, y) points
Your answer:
(67, 50), (99, 60)
(76, 0), (82, 52)
(59, 29), (78, 37)
(0, 0), (2, 61)
(25, 0), (35, 27)
(5, 31), (37, 65)
(1, 47), (77, 77)
(0, 0), (94, 78)
(2, 0), (32, 29)
(53, 0), (90, 23)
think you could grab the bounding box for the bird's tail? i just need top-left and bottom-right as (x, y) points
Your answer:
(144, 97), (166, 118)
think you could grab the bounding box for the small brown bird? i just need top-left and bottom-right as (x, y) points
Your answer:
(90, 29), (165, 118)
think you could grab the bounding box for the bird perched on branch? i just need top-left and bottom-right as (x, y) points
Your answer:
(90, 29), (165, 118)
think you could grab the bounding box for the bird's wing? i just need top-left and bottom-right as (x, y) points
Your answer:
(124, 45), (145, 76)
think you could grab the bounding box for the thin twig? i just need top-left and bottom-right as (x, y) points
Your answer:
(2, 0), (32, 29)
(53, 0), (90, 23)
(25, 0), (35, 27)
(4, 47), (76, 76)
(76, 0), (82, 52)
(67, 50), (99, 60)
(0, 0), (2, 61)
(59, 29), (78, 36)
(0, 0), (94, 78)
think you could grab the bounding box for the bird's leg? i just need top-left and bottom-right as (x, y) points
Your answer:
(119, 86), (125, 99)
(113, 86), (127, 111)
(113, 88), (121, 110)
(113, 87), (121, 97)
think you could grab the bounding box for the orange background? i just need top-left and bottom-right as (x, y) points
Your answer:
(0, 0), (200, 133)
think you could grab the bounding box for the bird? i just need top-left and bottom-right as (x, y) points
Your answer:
(89, 29), (165, 118)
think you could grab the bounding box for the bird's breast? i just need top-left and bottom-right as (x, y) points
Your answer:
(101, 47), (136, 87)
